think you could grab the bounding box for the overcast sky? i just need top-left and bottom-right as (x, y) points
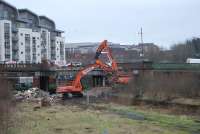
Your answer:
(6, 0), (200, 48)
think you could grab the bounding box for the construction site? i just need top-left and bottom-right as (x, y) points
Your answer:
(0, 40), (199, 134)
(1, 0), (200, 134)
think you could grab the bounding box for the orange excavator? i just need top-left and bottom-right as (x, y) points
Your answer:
(56, 40), (132, 95)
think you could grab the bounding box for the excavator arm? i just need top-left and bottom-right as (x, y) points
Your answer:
(57, 63), (99, 93)
(95, 40), (118, 71)
(95, 40), (132, 84)
(56, 59), (113, 93)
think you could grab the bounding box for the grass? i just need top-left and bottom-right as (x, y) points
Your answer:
(107, 104), (200, 133)
(8, 102), (200, 134)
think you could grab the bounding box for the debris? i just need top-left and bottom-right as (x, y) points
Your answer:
(14, 88), (61, 105)
(41, 97), (51, 107)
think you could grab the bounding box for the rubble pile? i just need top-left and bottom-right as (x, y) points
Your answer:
(14, 88), (61, 105)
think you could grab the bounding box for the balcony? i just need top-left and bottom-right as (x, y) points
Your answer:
(51, 54), (56, 57)
(13, 54), (19, 61)
(12, 35), (18, 41)
(12, 45), (18, 50)
(25, 47), (31, 52)
(51, 55), (56, 60)
(32, 49), (36, 53)
(41, 49), (47, 54)
(5, 45), (10, 49)
(12, 27), (18, 33)
(5, 54), (11, 59)
(32, 45), (36, 49)
(32, 28), (40, 32)
(51, 46), (56, 50)
(25, 57), (31, 61)
(33, 54), (36, 58)
(60, 52), (64, 56)
(5, 50), (10, 54)
(51, 50), (56, 54)
(25, 49), (31, 53)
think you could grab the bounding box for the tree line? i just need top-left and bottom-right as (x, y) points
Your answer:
(146, 37), (200, 63)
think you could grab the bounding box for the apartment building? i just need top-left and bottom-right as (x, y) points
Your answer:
(0, 1), (65, 65)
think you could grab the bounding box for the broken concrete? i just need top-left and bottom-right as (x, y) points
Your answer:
(14, 88), (61, 106)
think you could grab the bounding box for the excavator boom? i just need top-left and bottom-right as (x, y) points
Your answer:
(56, 59), (113, 93)
(57, 63), (99, 93)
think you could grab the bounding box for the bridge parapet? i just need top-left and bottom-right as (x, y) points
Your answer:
(0, 64), (41, 72)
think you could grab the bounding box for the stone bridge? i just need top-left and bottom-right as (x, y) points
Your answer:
(0, 63), (108, 91)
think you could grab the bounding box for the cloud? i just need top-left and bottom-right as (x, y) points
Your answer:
(6, 0), (200, 47)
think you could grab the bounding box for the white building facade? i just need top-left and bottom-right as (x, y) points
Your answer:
(54, 36), (65, 64)
(0, 20), (12, 62)
(31, 31), (41, 63)
(18, 28), (32, 63)
(40, 28), (51, 61)
(0, 1), (66, 65)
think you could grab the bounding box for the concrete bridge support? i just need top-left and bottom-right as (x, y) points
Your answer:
(92, 76), (106, 87)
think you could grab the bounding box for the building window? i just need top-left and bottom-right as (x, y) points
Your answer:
(60, 42), (64, 60)
(4, 23), (11, 60)
(25, 34), (31, 62)
(21, 43), (23, 45)
(21, 52), (23, 54)
(32, 37), (37, 62)
(20, 33), (23, 36)
(32, 37), (36, 44)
